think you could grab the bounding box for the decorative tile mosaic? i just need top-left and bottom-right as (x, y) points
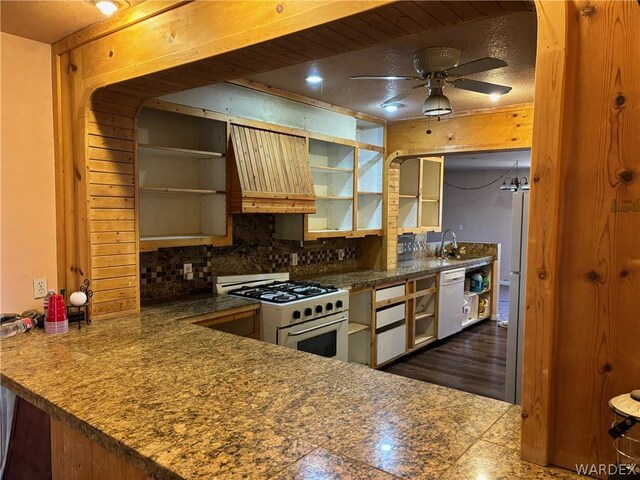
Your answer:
(140, 215), (358, 300)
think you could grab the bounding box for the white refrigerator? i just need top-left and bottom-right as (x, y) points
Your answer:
(505, 191), (529, 404)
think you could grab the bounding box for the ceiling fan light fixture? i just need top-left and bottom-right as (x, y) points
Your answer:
(422, 92), (452, 117)
(95, 0), (119, 16)
(305, 74), (323, 85)
(489, 93), (502, 102)
(500, 180), (511, 191)
(381, 102), (402, 112)
(413, 47), (460, 74)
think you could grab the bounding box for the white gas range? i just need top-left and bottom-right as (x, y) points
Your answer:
(215, 274), (349, 362)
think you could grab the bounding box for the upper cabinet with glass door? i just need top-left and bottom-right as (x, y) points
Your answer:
(398, 156), (444, 234)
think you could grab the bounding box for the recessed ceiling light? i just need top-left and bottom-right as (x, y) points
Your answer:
(381, 102), (402, 113)
(95, 0), (119, 16)
(489, 93), (502, 102)
(305, 75), (323, 85)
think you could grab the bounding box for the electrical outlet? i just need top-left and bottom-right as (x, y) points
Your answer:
(290, 253), (298, 266)
(185, 272), (194, 281)
(183, 263), (193, 273)
(397, 244), (404, 254)
(33, 277), (48, 299)
(459, 224), (464, 231)
(338, 249), (345, 260)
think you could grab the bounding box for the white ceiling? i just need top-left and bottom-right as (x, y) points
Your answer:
(0, 0), (145, 44)
(247, 11), (537, 121)
(444, 149), (531, 171)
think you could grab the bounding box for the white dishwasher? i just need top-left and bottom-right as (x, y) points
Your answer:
(437, 268), (465, 339)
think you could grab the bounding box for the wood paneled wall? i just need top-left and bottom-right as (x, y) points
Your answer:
(387, 103), (533, 155)
(87, 90), (141, 319)
(51, 417), (151, 480)
(522, 0), (640, 472)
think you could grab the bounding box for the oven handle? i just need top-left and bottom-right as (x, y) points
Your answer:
(287, 317), (348, 337)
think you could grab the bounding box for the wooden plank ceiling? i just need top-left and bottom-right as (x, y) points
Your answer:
(102, 1), (533, 101)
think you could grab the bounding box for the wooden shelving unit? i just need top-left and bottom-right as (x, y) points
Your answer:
(139, 187), (223, 195)
(137, 106), (231, 251)
(275, 119), (385, 240)
(138, 144), (223, 158)
(348, 322), (370, 335)
(398, 156), (444, 233)
(408, 274), (438, 351)
(311, 165), (353, 173)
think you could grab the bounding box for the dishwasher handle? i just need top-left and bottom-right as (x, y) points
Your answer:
(440, 268), (466, 285)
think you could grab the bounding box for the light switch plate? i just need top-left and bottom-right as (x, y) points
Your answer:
(338, 249), (345, 260)
(33, 277), (48, 299)
(185, 272), (194, 281)
(183, 263), (193, 273)
(290, 253), (298, 266)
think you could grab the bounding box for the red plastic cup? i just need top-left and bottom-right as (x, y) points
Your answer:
(47, 294), (67, 322)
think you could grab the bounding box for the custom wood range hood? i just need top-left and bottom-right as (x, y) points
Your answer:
(228, 125), (316, 214)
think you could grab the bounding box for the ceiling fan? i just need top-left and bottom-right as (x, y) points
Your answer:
(351, 47), (512, 116)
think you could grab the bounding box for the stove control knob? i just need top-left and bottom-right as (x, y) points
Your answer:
(293, 310), (301, 320)
(304, 307), (313, 316)
(315, 305), (323, 314)
(326, 302), (334, 311)
(336, 300), (343, 309)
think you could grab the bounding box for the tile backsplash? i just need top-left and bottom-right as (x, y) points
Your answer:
(397, 233), (498, 262)
(140, 215), (357, 301)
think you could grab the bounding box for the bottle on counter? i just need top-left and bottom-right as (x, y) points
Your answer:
(0, 317), (35, 339)
(481, 272), (489, 291)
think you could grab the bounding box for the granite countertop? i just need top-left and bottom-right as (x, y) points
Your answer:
(296, 255), (494, 289)
(1, 289), (581, 480)
(140, 292), (260, 315)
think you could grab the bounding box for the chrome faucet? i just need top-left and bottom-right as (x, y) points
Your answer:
(439, 229), (458, 259)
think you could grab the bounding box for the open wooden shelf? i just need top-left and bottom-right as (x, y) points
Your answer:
(414, 333), (436, 346)
(348, 323), (370, 335)
(415, 311), (435, 321)
(140, 234), (228, 252)
(357, 191), (383, 195)
(315, 195), (353, 200)
(462, 313), (492, 329)
(410, 287), (437, 299)
(138, 144), (224, 158)
(476, 288), (492, 295)
(311, 165), (353, 173)
(399, 194), (418, 199)
(140, 187), (224, 195)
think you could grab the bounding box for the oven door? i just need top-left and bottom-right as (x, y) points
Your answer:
(277, 314), (348, 362)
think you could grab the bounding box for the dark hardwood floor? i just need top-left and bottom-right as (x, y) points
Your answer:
(383, 320), (508, 400)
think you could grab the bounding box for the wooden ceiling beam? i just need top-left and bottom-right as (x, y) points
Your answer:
(104, 1), (532, 104)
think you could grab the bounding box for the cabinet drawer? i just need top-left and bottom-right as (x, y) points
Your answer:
(376, 303), (406, 329)
(375, 284), (405, 302)
(376, 324), (407, 365)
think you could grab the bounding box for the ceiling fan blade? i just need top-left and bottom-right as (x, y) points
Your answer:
(450, 78), (512, 96)
(381, 83), (427, 105)
(447, 57), (507, 77)
(351, 75), (422, 81)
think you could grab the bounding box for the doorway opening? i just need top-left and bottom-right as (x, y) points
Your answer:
(384, 149), (531, 402)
